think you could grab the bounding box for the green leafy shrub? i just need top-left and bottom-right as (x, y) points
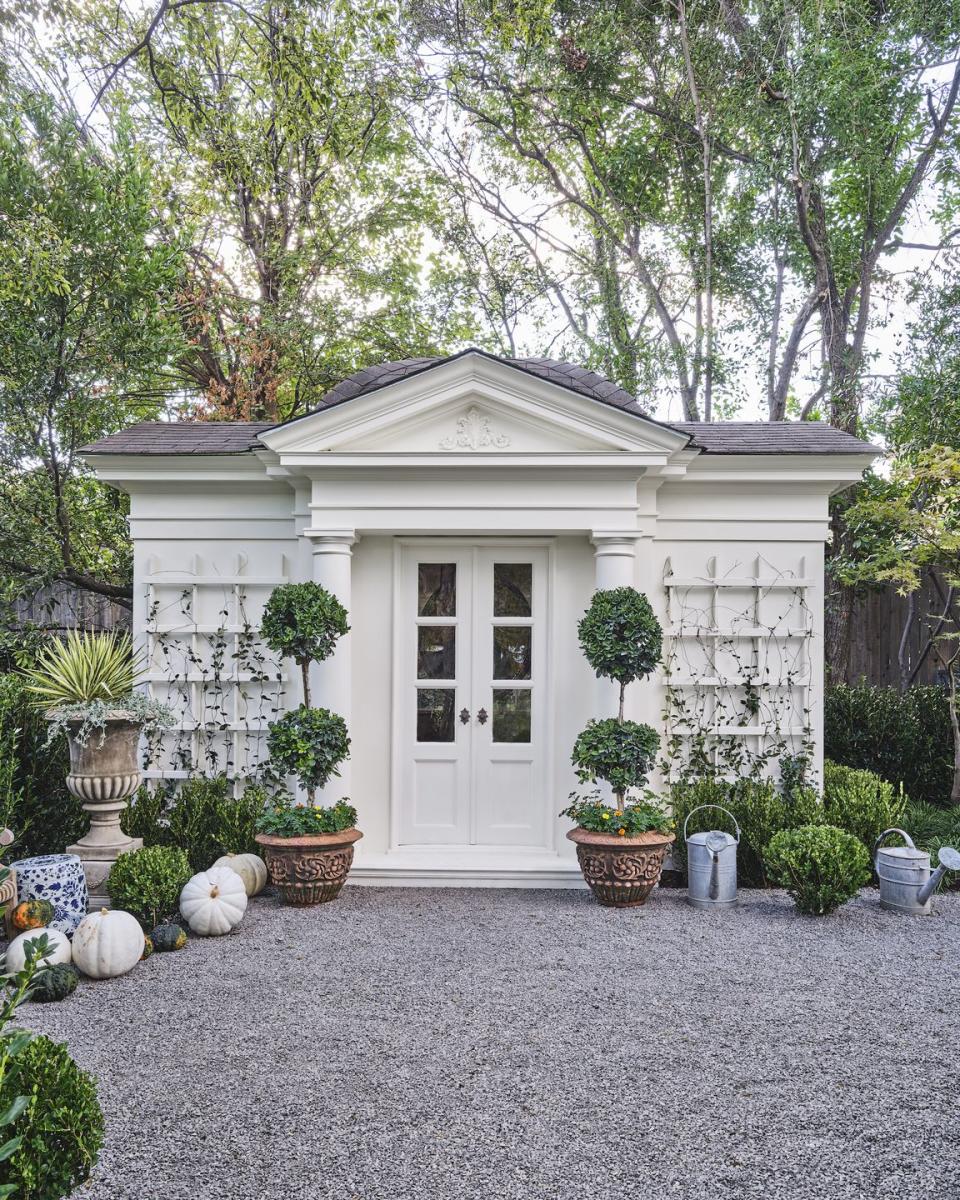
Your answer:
(0, 1035), (104, 1200)
(671, 777), (822, 887)
(122, 776), (269, 872)
(559, 793), (671, 837)
(107, 845), (192, 929)
(765, 824), (872, 915)
(825, 683), (952, 807)
(267, 706), (350, 805)
(572, 719), (660, 797)
(261, 583), (349, 702)
(257, 798), (357, 838)
(822, 761), (907, 854)
(902, 801), (960, 891)
(576, 587), (662, 684)
(0, 674), (81, 857)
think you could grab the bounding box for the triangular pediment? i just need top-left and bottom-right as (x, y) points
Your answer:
(258, 353), (689, 458)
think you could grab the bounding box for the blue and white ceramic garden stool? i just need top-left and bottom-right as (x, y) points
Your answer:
(11, 853), (88, 934)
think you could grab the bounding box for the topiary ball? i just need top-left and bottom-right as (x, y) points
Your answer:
(30, 963), (79, 1003)
(150, 923), (187, 952)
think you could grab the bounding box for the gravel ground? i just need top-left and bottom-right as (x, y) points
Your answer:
(23, 886), (960, 1200)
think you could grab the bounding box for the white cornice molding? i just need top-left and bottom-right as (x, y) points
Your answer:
(680, 452), (874, 490)
(83, 454), (275, 489)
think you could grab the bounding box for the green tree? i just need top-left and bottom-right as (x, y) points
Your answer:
(836, 449), (960, 805)
(69, 0), (478, 420)
(413, 0), (960, 427)
(0, 88), (186, 607)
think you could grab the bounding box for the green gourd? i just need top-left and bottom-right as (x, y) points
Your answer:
(11, 898), (55, 933)
(141, 935), (154, 960)
(150, 923), (187, 952)
(30, 963), (79, 1003)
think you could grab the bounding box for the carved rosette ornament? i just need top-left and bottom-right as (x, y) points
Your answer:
(255, 828), (363, 906)
(567, 829), (675, 908)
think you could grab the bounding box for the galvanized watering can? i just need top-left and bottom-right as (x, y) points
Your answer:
(874, 828), (960, 916)
(684, 805), (740, 910)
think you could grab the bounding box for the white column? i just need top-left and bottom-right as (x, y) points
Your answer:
(303, 528), (356, 805)
(589, 532), (642, 731)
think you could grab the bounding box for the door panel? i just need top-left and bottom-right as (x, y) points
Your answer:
(397, 543), (550, 850)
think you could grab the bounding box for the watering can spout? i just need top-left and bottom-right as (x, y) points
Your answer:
(915, 846), (960, 907)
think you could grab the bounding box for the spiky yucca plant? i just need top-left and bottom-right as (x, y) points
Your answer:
(22, 631), (144, 709)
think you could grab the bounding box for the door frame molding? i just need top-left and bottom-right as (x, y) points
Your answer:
(389, 536), (557, 855)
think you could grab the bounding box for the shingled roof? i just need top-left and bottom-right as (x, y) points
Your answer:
(81, 350), (878, 457)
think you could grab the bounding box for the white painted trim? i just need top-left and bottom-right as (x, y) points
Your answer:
(348, 849), (586, 889)
(260, 354), (691, 456)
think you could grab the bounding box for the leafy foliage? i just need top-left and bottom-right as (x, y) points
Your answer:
(0, 674), (81, 857)
(821, 761), (907, 856)
(107, 845), (193, 929)
(0, 87), (185, 608)
(572, 719), (660, 797)
(42, 694), (175, 748)
(260, 583), (348, 703)
(121, 775), (270, 873)
(765, 825), (872, 916)
(21, 631), (142, 706)
(66, 0), (478, 422)
(825, 683), (952, 808)
(0, 1035), (104, 1200)
(671, 777), (822, 888)
(267, 706), (350, 803)
(257, 798), (357, 838)
(577, 588), (662, 688)
(559, 793), (671, 838)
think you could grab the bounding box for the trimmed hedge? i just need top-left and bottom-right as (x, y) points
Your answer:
(825, 683), (952, 807)
(765, 824), (872, 915)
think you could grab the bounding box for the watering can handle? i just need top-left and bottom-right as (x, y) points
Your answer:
(873, 828), (916, 862)
(683, 804), (741, 845)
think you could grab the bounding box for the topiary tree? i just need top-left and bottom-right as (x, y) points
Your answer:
(260, 582), (349, 706)
(567, 588), (664, 828)
(261, 583), (351, 807)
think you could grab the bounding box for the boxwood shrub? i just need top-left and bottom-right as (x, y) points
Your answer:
(0, 1034), (104, 1200)
(765, 824), (872, 915)
(670, 777), (821, 887)
(107, 845), (193, 930)
(825, 683), (952, 807)
(821, 761), (907, 855)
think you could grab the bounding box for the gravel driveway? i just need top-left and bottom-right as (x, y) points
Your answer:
(24, 886), (960, 1200)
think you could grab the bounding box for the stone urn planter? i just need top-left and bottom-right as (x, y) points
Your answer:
(255, 828), (362, 905)
(63, 715), (144, 908)
(567, 827), (675, 908)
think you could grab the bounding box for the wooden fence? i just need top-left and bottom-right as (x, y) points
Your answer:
(833, 573), (952, 689)
(8, 582), (130, 635)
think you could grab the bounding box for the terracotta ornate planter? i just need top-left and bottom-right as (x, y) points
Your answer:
(63, 715), (143, 908)
(567, 827), (675, 908)
(255, 829), (362, 905)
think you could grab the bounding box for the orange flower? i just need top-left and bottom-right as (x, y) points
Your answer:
(618, 828), (626, 836)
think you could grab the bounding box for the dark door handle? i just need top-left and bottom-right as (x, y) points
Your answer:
(477, 708), (488, 725)
(459, 708), (470, 725)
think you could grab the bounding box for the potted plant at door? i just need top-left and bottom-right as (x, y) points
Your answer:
(22, 630), (175, 905)
(561, 587), (674, 907)
(254, 583), (361, 904)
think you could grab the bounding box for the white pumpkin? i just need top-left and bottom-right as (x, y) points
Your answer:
(5, 926), (72, 974)
(211, 852), (267, 897)
(72, 909), (145, 979)
(180, 867), (247, 936)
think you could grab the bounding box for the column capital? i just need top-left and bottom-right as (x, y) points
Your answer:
(589, 530), (645, 553)
(303, 528), (358, 554)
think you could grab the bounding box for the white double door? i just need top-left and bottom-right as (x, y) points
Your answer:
(396, 543), (550, 849)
